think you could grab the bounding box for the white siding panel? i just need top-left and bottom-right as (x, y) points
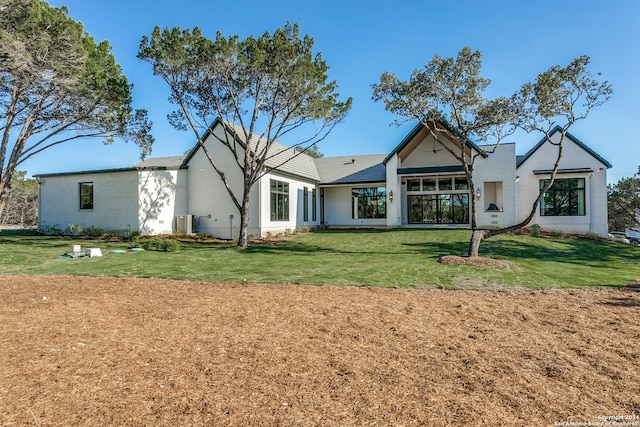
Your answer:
(138, 169), (187, 235)
(516, 135), (609, 236)
(322, 185), (387, 227)
(38, 171), (139, 233)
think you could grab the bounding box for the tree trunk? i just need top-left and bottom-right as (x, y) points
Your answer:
(468, 229), (487, 257)
(236, 183), (252, 248)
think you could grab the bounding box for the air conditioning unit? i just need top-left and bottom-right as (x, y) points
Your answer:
(176, 214), (194, 234)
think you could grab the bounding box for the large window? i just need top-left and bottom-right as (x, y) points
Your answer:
(270, 179), (289, 221)
(406, 176), (470, 224)
(409, 194), (469, 224)
(540, 178), (585, 216)
(79, 182), (94, 210)
(352, 187), (386, 219)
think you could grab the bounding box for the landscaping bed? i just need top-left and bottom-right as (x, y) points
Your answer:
(1, 275), (639, 425)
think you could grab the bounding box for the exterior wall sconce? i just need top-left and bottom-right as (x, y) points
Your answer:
(389, 191), (394, 203)
(475, 187), (482, 199)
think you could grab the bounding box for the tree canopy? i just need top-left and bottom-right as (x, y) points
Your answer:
(0, 0), (153, 218)
(608, 166), (640, 231)
(138, 22), (351, 247)
(373, 48), (612, 257)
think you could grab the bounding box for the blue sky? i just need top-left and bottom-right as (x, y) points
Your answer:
(30, 0), (639, 183)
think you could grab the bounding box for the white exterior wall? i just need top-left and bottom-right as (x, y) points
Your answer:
(385, 154), (401, 227)
(516, 134), (609, 236)
(400, 136), (460, 168)
(137, 169), (187, 235)
(185, 127), (258, 239)
(185, 126), (319, 239)
(397, 134), (472, 226)
(258, 172), (320, 236)
(322, 184), (387, 227)
(473, 143), (517, 228)
(38, 170), (139, 233)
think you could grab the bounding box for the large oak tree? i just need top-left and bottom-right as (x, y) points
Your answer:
(0, 0), (153, 220)
(373, 48), (612, 257)
(138, 23), (351, 247)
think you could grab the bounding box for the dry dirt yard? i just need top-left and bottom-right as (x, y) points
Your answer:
(1, 275), (639, 426)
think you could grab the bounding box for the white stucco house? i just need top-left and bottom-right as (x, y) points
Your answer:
(35, 119), (611, 238)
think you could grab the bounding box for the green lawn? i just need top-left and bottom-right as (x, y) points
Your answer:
(1, 228), (638, 289)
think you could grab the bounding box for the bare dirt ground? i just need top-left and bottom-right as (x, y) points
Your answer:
(1, 275), (639, 426)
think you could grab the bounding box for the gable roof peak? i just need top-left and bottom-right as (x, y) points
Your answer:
(516, 126), (612, 169)
(383, 120), (486, 164)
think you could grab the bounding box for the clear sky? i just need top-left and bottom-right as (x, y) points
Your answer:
(29, 0), (639, 184)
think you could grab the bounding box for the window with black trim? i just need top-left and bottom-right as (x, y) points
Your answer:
(312, 188), (317, 221)
(79, 182), (94, 210)
(270, 179), (289, 221)
(352, 187), (386, 219)
(540, 178), (585, 216)
(303, 187), (309, 221)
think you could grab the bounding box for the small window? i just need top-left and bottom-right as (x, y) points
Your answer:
(422, 178), (436, 191)
(79, 182), (94, 210)
(438, 177), (452, 191)
(455, 177), (469, 190)
(303, 187), (309, 221)
(407, 179), (420, 191)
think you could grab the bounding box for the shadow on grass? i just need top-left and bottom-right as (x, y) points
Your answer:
(404, 234), (639, 266)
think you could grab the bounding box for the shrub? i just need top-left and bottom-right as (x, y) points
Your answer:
(161, 239), (181, 252)
(584, 231), (599, 240)
(139, 236), (180, 252)
(84, 225), (106, 237)
(529, 224), (542, 237)
(551, 229), (564, 238)
(38, 224), (63, 235)
(66, 224), (85, 236)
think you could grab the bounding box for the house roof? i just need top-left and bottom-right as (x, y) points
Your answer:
(133, 156), (186, 169)
(314, 154), (387, 185)
(182, 118), (320, 182)
(516, 125), (612, 169)
(383, 121), (486, 164)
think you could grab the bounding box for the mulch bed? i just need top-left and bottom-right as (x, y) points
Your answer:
(1, 275), (639, 426)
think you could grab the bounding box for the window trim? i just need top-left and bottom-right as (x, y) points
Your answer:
(79, 182), (94, 210)
(270, 179), (289, 222)
(351, 187), (387, 219)
(539, 178), (586, 217)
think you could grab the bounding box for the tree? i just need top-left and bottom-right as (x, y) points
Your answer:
(0, 169), (37, 226)
(0, 0), (153, 220)
(608, 166), (640, 231)
(138, 23), (351, 247)
(294, 143), (324, 158)
(373, 48), (612, 257)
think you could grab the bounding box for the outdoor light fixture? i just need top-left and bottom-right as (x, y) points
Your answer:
(389, 191), (394, 202)
(476, 187), (482, 199)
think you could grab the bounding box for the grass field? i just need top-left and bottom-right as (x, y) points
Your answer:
(1, 228), (638, 288)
